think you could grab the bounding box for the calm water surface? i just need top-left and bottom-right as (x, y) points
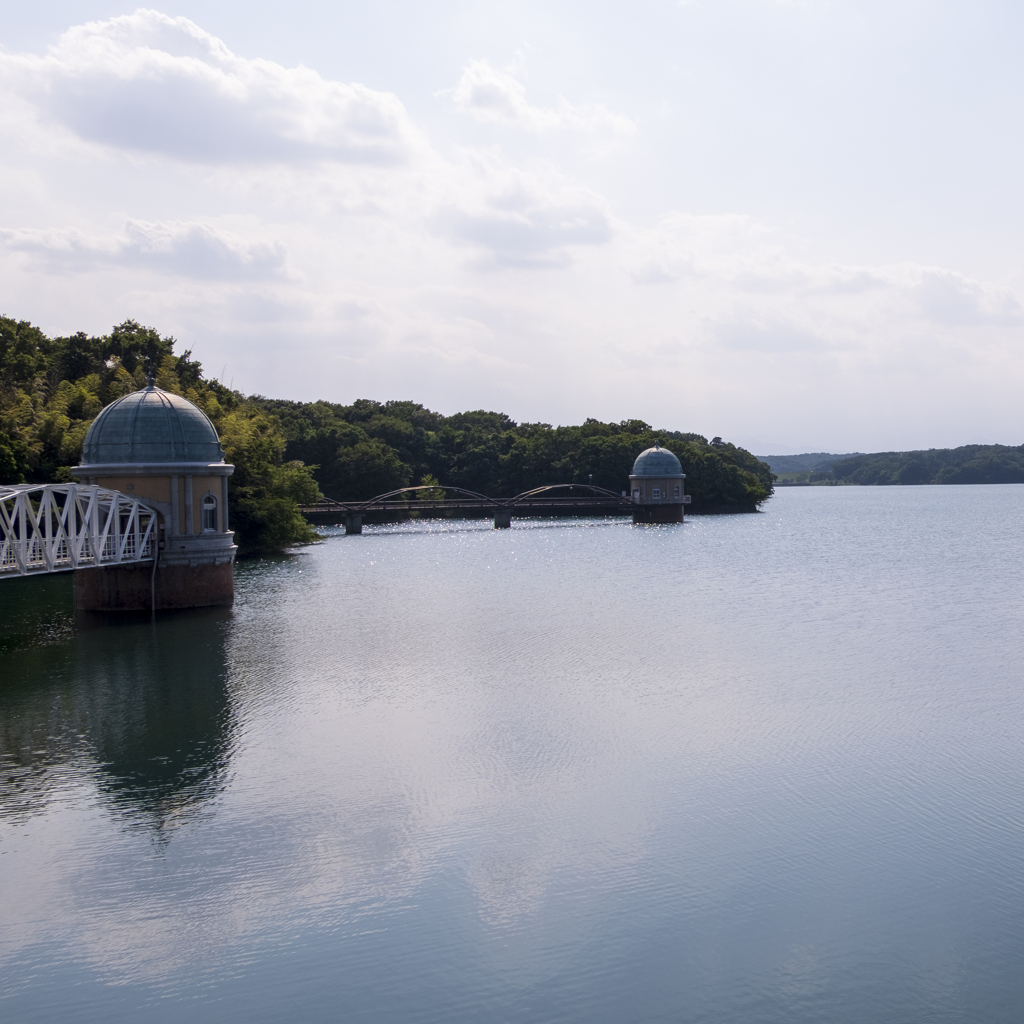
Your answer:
(2, 486), (1024, 1023)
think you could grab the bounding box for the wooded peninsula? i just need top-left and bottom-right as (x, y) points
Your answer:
(1, 317), (773, 553)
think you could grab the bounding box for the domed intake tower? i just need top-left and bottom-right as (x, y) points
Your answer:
(629, 444), (687, 523)
(72, 383), (236, 610)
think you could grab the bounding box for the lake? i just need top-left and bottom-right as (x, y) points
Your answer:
(2, 485), (1024, 1023)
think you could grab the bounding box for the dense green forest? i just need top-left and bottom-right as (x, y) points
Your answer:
(830, 446), (1024, 485)
(1, 315), (774, 552)
(255, 397), (773, 513)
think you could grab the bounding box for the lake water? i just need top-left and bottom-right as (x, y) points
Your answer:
(2, 485), (1024, 1024)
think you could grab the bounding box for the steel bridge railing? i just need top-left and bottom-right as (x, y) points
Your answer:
(299, 482), (649, 517)
(0, 484), (159, 578)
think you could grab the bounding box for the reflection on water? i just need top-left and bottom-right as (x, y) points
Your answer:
(0, 572), (75, 656)
(0, 587), (234, 830)
(2, 488), (1024, 1024)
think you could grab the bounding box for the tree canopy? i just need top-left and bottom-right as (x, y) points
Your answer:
(0, 315), (319, 554)
(255, 400), (775, 513)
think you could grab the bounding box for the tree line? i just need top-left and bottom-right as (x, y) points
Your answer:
(1, 316), (774, 552)
(829, 446), (1024, 485)
(0, 316), (319, 554)
(255, 397), (774, 513)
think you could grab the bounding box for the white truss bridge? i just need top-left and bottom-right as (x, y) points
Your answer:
(1, 484), (158, 578)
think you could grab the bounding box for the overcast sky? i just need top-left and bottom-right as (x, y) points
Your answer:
(2, 1), (1023, 452)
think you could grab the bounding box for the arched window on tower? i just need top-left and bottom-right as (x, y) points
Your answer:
(202, 494), (218, 532)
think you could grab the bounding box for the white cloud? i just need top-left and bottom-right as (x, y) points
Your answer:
(714, 317), (828, 353)
(1, 220), (287, 279)
(0, 9), (418, 164)
(432, 160), (614, 268)
(621, 213), (1024, 375)
(627, 214), (1022, 331)
(627, 213), (773, 285)
(2, 8), (1023, 450)
(450, 60), (636, 135)
(914, 269), (1022, 327)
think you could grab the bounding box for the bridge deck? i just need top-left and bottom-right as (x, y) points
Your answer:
(299, 497), (637, 515)
(298, 482), (690, 525)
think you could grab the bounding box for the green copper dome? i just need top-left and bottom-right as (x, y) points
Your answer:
(81, 385), (224, 465)
(631, 444), (683, 477)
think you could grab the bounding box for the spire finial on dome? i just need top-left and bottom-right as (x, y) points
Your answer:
(146, 373), (156, 389)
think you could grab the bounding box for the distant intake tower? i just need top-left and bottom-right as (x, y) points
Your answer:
(629, 444), (686, 524)
(72, 383), (236, 610)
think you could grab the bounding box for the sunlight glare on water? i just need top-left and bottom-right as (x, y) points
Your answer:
(2, 486), (1024, 1023)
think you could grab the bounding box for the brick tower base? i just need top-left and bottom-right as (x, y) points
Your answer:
(632, 504), (685, 524)
(75, 561), (234, 611)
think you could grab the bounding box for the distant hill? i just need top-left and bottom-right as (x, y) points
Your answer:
(755, 453), (863, 474)
(831, 445), (1024, 485)
(758, 445), (1024, 486)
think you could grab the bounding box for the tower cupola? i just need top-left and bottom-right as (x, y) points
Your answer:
(629, 444), (687, 524)
(72, 383), (236, 610)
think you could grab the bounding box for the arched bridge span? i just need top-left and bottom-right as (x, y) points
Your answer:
(506, 483), (635, 507)
(352, 484), (500, 513)
(299, 481), (665, 532)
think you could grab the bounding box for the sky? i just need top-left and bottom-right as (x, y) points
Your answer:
(2, 1), (1023, 453)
